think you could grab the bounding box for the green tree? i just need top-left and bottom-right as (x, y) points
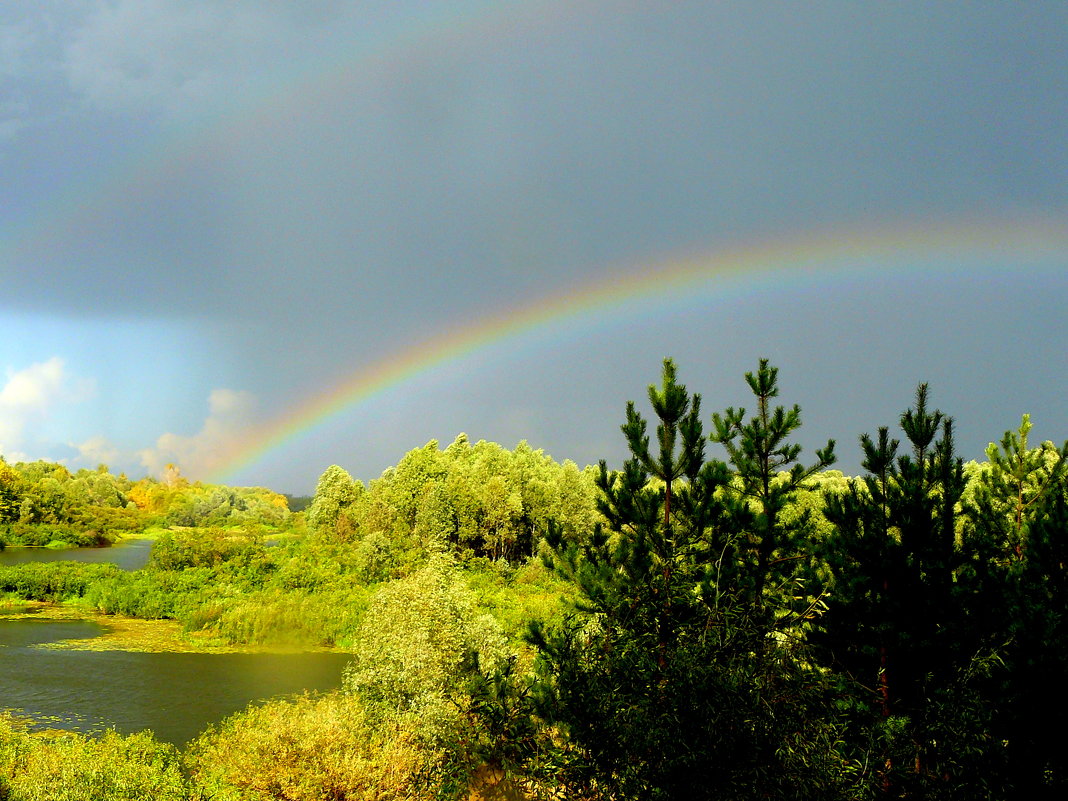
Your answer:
(967, 414), (1067, 556)
(817, 384), (994, 797)
(306, 464), (363, 536)
(359, 435), (598, 563)
(0, 459), (25, 525)
(343, 555), (508, 724)
(965, 416), (1068, 797)
(711, 358), (836, 609)
(523, 359), (847, 800)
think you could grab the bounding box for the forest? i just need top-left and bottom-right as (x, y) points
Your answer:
(0, 358), (1066, 800)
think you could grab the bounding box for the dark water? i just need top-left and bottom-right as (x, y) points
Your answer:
(0, 619), (351, 746)
(0, 538), (153, 571)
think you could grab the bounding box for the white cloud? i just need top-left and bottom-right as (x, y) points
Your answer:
(139, 388), (257, 480)
(0, 357), (93, 460)
(0, 356), (66, 408)
(73, 434), (121, 468)
(208, 387), (249, 417)
(0, 360), (253, 479)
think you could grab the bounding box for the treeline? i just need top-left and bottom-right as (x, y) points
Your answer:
(0, 439), (591, 647)
(0, 459), (290, 548)
(306, 434), (598, 562)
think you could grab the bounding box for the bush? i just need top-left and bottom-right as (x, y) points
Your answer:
(0, 714), (189, 801)
(148, 528), (267, 572)
(207, 587), (370, 647)
(0, 562), (122, 601)
(185, 693), (440, 801)
(80, 566), (219, 621)
(0, 523), (110, 548)
(344, 556), (509, 714)
(462, 557), (573, 649)
(82, 573), (174, 619)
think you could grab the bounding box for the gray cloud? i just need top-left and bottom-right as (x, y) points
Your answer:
(9, 2), (1068, 319)
(2, 2), (1067, 490)
(63, 1), (291, 116)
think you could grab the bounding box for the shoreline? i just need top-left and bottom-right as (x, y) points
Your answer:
(0, 601), (347, 655)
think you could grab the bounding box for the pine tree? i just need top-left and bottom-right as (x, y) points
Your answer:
(817, 385), (995, 797)
(965, 416), (1068, 796)
(526, 359), (848, 800)
(711, 358), (836, 609)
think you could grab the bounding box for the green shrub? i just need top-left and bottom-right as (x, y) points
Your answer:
(0, 523), (110, 548)
(344, 556), (509, 715)
(80, 566), (217, 620)
(0, 714), (189, 801)
(462, 556), (573, 648)
(185, 693), (441, 801)
(0, 562), (122, 601)
(148, 528), (267, 572)
(207, 587), (369, 647)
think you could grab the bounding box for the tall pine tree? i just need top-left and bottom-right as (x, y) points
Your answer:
(817, 385), (996, 798)
(711, 358), (836, 611)
(527, 359), (848, 800)
(965, 416), (1068, 797)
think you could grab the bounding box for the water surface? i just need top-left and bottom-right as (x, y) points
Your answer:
(0, 619), (351, 746)
(0, 538), (153, 571)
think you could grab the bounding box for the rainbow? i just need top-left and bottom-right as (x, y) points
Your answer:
(207, 214), (1068, 485)
(2, 1), (594, 263)
(4, 6), (1065, 485)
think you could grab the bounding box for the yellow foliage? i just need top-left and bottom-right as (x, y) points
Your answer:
(0, 715), (188, 801)
(185, 692), (439, 801)
(126, 480), (170, 512)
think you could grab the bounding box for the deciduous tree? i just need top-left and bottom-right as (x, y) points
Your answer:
(307, 464), (363, 536)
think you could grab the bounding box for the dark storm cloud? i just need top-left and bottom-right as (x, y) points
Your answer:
(1, 1), (1066, 489)
(5, 2), (1067, 319)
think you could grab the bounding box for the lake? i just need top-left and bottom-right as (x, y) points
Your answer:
(0, 538), (153, 571)
(0, 540), (352, 746)
(0, 617), (352, 746)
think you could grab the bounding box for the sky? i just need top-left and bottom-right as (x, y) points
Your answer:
(1, 1), (1066, 495)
